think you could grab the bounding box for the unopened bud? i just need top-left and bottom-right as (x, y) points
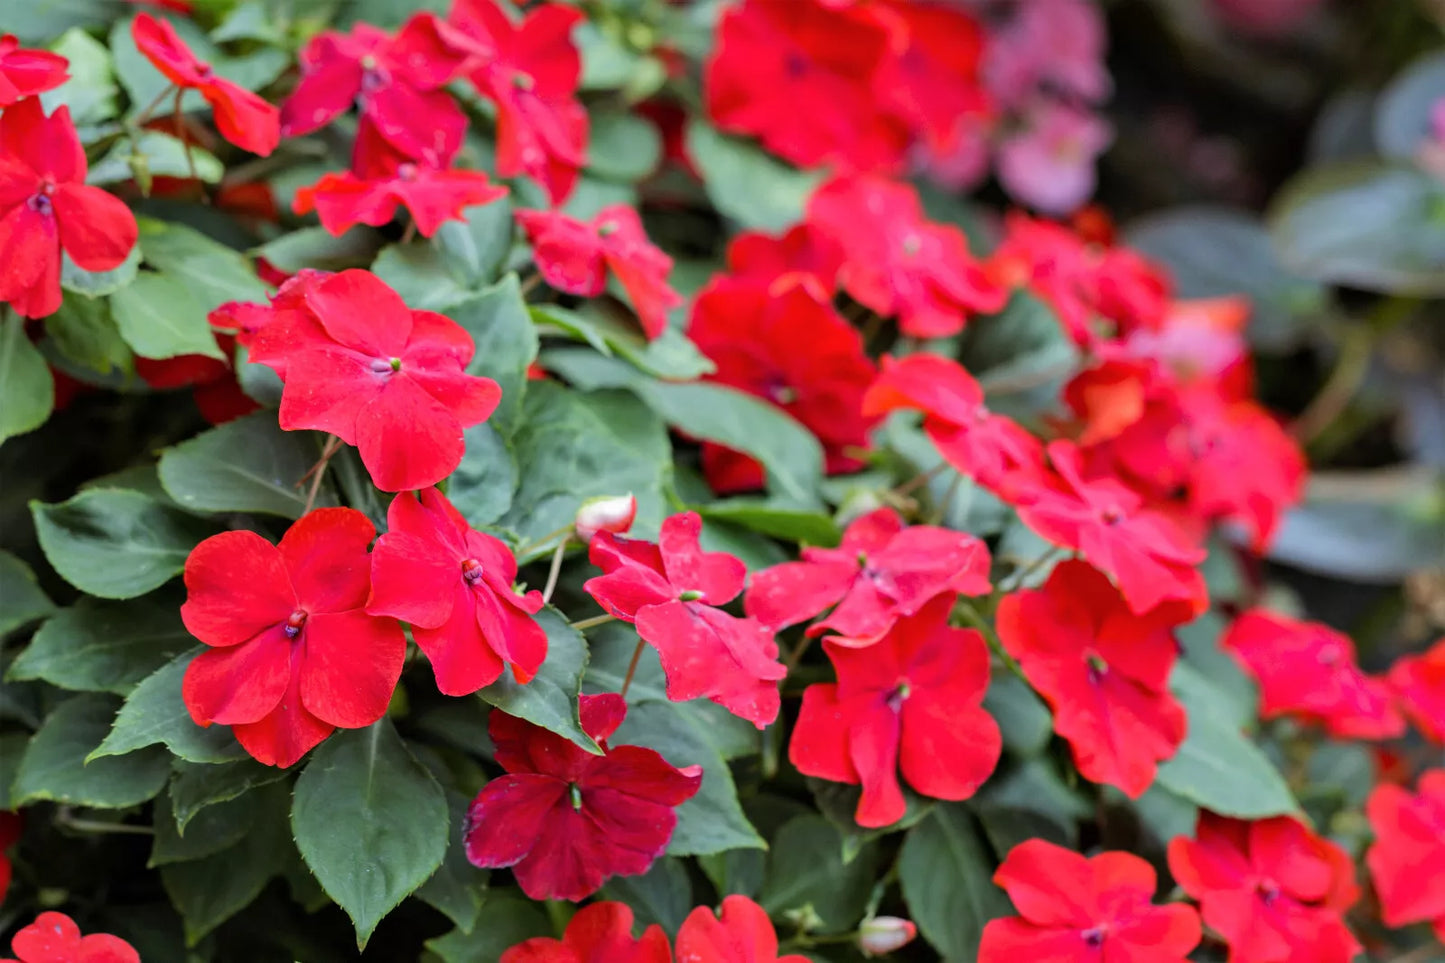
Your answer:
(574, 494), (637, 542)
(858, 916), (917, 957)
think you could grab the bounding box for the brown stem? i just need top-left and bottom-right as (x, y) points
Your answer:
(173, 87), (198, 184)
(131, 83), (177, 127)
(300, 435), (344, 514)
(619, 638), (646, 699)
(519, 271), (543, 297)
(541, 537), (569, 605)
(783, 633), (814, 672)
(1293, 295), (1418, 446)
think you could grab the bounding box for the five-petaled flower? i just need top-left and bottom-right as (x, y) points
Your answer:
(180, 508), (406, 768)
(367, 486), (547, 695)
(790, 593), (1001, 827)
(500, 901), (670, 963)
(0, 911), (139, 963)
(246, 268), (501, 491)
(584, 512), (787, 728)
(1168, 812), (1361, 963)
(674, 895), (811, 963)
(131, 12), (281, 156)
(979, 839), (1202, 963)
(995, 559), (1188, 798)
(746, 506), (990, 644)
(464, 693), (702, 901)
(0, 35), (68, 107)
(0, 98), (138, 319)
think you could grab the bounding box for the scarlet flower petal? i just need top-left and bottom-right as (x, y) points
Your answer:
(231, 658), (335, 768)
(179, 529), (296, 647)
(0, 96), (84, 182)
(637, 602), (785, 728)
(298, 609), (405, 728)
(276, 507), (375, 614)
(675, 895), (812, 963)
(501, 901), (671, 963)
(182, 624), (292, 726)
(0, 35), (69, 107)
(0, 200), (59, 318)
(355, 376), (468, 491)
(8, 911), (140, 963)
(51, 183), (139, 272)
(203, 77), (281, 156)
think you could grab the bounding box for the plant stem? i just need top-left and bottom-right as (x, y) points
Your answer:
(131, 84), (177, 127)
(954, 598), (1025, 681)
(1293, 295), (1418, 446)
(570, 613), (616, 632)
(173, 87), (198, 184)
(541, 537), (569, 604)
(998, 546), (1065, 594)
(619, 638), (646, 698)
(300, 435), (344, 514)
(56, 810), (154, 836)
(783, 633), (814, 672)
(519, 270), (543, 297)
(891, 462), (946, 498)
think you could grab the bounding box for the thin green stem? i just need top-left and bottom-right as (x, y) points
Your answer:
(130, 84), (177, 127)
(1294, 295), (1419, 447)
(570, 613), (616, 632)
(998, 546), (1066, 594)
(954, 599), (1025, 681)
(541, 537), (569, 605)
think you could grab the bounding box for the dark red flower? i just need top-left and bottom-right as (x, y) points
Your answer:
(295, 120), (506, 237)
(1367, 770), (1445, 940)
(807, 175), (1004, 337)
(1168, 812), (1361, 963)
(180, 508), (406, 768)
(705, 0), (908, 172)
(133, 333), (259, 426)
(1011, 441), (1208, 617)
(0, 36), (68, 107)
(674, 895), (811, 963)
(979, 839), (1201, 963)
(746, 506), (990, 644)
(688, 277), (877, 493)
(280, 14), (469, 167)
(450, 0), (588, 204)
(500, 901), (670, 963)
(464, 693), (702, 901)
(367, 487), (546, 695)
(725, 223), (843, 297)
(584, 513), (786, 727)
(1222, 610), (1404, 740)
(996, 559), (1187, 797)
(517, 205), (681, 340)
(247, 269), (501, 491)
(790, 594), (1000, 827)
(861, 352), (1043, 493)
(0, 98), (137, 319)
(131, 13), (280, 156)
(0, 811), (18, 906)
(1, 911), (139, 963)
(1389, 637), (1445, 743)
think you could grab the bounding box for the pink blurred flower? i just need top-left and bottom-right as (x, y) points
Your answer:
(997, 100), (1113, 215)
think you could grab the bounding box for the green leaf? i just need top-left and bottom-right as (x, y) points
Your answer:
(8, 595), (188, 694)
(0, 311), (55, 446)
(543, 349), (824, 508)
(809, 778), (934, 864)
(425, 895), (550, 963)
(255, 226), (384, 274)
(0, 550), (54, 637)
(899, 803), (1010, 960)
(292, 720), (450, 948)
(1376, 51), (1445, 158)
(88, 132), (224, 185)
(599, 856), (694, 933)
(61, 245), (142, 299)
(1125, 782), (1200, 845)
(982, 671), (1054, 757)
(90, 650), (245, 764)
(1155, 663), (1298, 818)
(500, 381), (672, 542)
(588, 111), (663, 182)
(478, 607), (599, 754)
(759, 815), (880, 934)
(685, 120), (823, 232)
(532, 305), (715, 380)
(43, 28), (119, 127)
(0, 732), (28, 808)
(150, 787), (257, 867)
(436, 198), (514, 288)
(416, 791), (490, 934)
(110, 273), (223, 361)
(452, 275), (540, 438)
(169, 758), (289, 833)
(136, 218), (270, 313)
(970, 759), (1091, 853)
(1269, 162), (1445, 295)
(966, 292), (1079, 418)
(697, 498), (840, 545)
(448, 424), (517, 527)
(9, 1), (115, 44)
(12, 693), (170, 808)
(158, 415), (332, 518)
(373, 241), (471, 311)
(45, 296), (132, 376)
(31, 489), (214, 599)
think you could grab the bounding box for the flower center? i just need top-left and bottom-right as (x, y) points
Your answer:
(568, 783), (583, 810)
(886, 680), (911, 712)
(370, 357), (402, 375)
(360, 58), (389, 93)
(1258, 879), (1281, 905)
(195, 63), (213, 80)
(1317, 645), (1340, 667)
(596, 220), (619, 237)
(461, 558), (484, 584)
(397, 163), (418, 182)
(1100, 505), (1124, 525)
(1081, 926), (1106, 948)
(284, 609), (308, 639)
(901, 234), (922, 256)
(784, 51), (809, 79)
(512, 70), (535, 91)
(678, 589), (705, 602)
(1086, 652), (1109, 684)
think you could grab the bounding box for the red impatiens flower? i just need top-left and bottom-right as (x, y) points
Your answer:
(1367, 770), (1445, 941)
(1, 911), (139, 963)
(0, 98), (137, 319)
(1012, 440), (1208, 617)
(705, 0), (908, 172)
(1168, 812), (1361, 963)
(133, 335), (259, 426)
(246, 269), (501, 491)
(996, 559), (1188, 798)
(746, 506), (990, 644)
(1389, 637), (1445, 743)
(367, 487), (546, 695)
(725, 223), (843, 297)
(450, 0), (588, 204)
(790, 594), (1000, 827)
(295, 120), (506, 237)
(280, 14), (469, 167)
(806, 175), (1005, 338)
(674, 895), (811, 963)
(1222, 610), (1404, 740)
(500, 901), (670, 963)
(873, 0), (991, 160)
(979, 839), (1201, 963)
(0, 36), (68, 107)
(584, 512), (786, 727)
(180, 508), (406, 768)
(687, 277), (877, 492)
(517, 205), (681, 340)
(131, 12), (280, 156)
(464, 694), (702, 901)
(861, 352), (1043, 493)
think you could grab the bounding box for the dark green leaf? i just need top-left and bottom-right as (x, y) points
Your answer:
(30, 489), (214, 598)
(158, 414), (333, 518)
(110, 273), (223, 361)
(453, 275), (539, 438)
(759, 815), (879, 934)
(150, 787), (257, 867)
(12, 693), (170, 807)
(697, 498), (840, 545)
(90, 650), (245, 764)
(373, 241), (471, 311)
(685, 120), (823, 232)
(436, 198), (514, 288)
(982, 671), (1054, 756)
(9, 1), (115, 44)
(478, 607), (599, 754)
(599, 856), (693, 933)
(899, 803), (1010, 960)
(971, 759), (1091, 853)
(425, 895), (550, 963)
(0, 550), (54, 637)
(416, 791), (489, 934)
(0, 732), (28, 808)
(0, 311), (55, 445)
(169, 758), (289, 833)
(448, 423), (517, 527)
(588, 112), (663, 182)
(810, 778), (934, 863)
(136, 218), (270, 313)
(44, 28), (119, 127)
(45, 296), (132, 376)
(8, 595), (188, 694)
(255, 226), (384, 274)
(966, 292), (1079, 418)
(292, 720), (449, 948)
(61, 245), (142, 299)
(532, 305), (715, 380)
(1126, 783), (1199, 845)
